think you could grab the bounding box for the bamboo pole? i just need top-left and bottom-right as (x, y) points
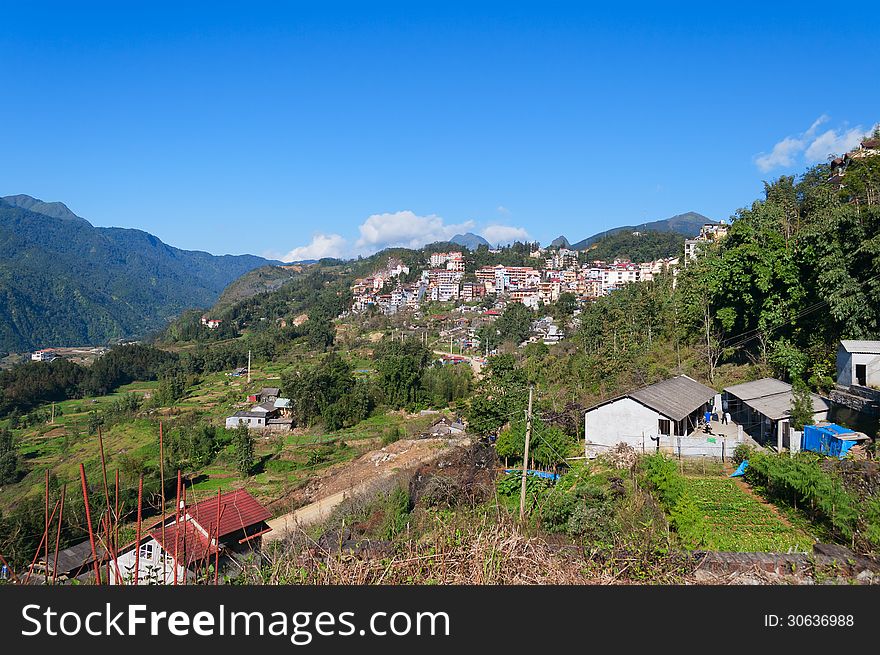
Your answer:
(159, 422), (167, 583)
(134, 475), (143, 585)
(24, 499), (60, 585)
(44, 470), (49, 586)
(52, 485), (66, 585)
(113, 469), (121, 583)
(79, 464), (102, 584)
(214, 488), (222, 585)
(173, 469), (181, 586)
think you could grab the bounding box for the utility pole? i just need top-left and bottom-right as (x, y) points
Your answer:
(51, 402), (55, 425)
(519, 386), (534, 522)
(247, 349), (251, 384)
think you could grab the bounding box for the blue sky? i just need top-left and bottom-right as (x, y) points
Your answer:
(1, 1), (878, 259)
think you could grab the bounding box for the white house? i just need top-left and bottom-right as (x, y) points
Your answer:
(111, 489), (270, 585)
(31, 349), (58, 362)
(836, 340), (880, 388)
(583, 375), (717, 452)
(225, 411), (267, 430)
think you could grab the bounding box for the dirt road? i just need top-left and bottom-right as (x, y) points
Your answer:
(264, 436), (469, 543)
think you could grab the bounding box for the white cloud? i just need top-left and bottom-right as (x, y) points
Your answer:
(754, 115), (827, 172)
(283, 233), (348, 261)
(281, 210), (534, 261)
(480, 224), (530, 245)
(754, 115), (875, 172)
(805, 127), (869, 163)
(355, 210), (475, 252)
(496, 205), (511, 215)
(755, 135), (806, 172)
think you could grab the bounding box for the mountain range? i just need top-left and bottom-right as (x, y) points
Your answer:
(557, 211), (714, 250)
(0, 195), (277, 352)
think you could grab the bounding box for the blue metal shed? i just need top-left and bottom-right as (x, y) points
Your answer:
(801, 423), (869, 459)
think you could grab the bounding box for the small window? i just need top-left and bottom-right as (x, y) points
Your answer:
(658, 419), (671, 435)
(139, 542), (155, 560)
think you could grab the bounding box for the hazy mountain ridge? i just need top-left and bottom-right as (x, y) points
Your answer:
(561, 211), (714, 250)
(0, 196), (277, 352)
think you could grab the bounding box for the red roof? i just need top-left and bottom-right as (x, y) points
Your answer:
(187, 488), (271, 539)
(150, 520), (216, 563)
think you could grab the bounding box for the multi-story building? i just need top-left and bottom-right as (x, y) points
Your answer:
(461, 281), (486, 302)
(430, 251), (463, 268)
(685, 222), (729, 262)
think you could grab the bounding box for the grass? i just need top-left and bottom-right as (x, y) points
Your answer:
(682, 476), (815, 552)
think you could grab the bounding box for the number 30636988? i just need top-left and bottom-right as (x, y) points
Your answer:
(764, 614), (854, 627)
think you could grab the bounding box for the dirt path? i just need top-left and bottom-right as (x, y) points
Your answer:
(264, 436), (470, 543)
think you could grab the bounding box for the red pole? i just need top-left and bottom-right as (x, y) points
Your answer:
(24, 499), (60, 585)
(173, 470), (181, 586)
(214, 488), (222, 585)
(112, 469), (121, 584)
(44, 470), (49, 586)
(98, 428), (112, 518)
(52, 485), (66, 585)
(134, 475), (143, 585)
(159, 422), (166, 583)
(79, 464), (102, 584)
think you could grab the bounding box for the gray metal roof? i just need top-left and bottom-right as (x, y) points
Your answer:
(231, 411), (265, 419)
(743, 391), (830, 421)
(586, 375), (717, 422)
(38, 540), (105, 575)
(839, 340), (880, 354)
(723, 378), (792, 400)
(629, 376), (717, 421)
(260, 387), (281, 396)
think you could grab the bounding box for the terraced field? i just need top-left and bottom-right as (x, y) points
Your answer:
(683, 476), (815, 552)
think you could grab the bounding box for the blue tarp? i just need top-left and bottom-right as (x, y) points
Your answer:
(504, 469), (560, 481)
(802, 424), (861, 459)
(730, 460), (748, 477)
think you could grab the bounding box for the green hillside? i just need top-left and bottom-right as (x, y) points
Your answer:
(0, 196), (276, 352)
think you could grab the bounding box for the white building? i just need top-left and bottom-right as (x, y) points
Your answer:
(584, 375), (717, 451)
(111, 489), (270, 585)
(723, 378), (830, 446)
(836, 340), (880, 388)
(225, 411), (267, 430)
(31, 349), (58, 362)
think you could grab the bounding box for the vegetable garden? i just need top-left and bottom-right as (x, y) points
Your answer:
(641, 454), (815, 552)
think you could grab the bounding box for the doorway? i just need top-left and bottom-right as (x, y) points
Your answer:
(856, 363), (867, 386)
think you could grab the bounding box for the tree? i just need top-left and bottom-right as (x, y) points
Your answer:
(789, 381), (815, 431)
(233, 423), (254, 477)
(373, 340), (431, 408)
(86, 410), (104, 435)
(494, 302), (533, 345)
(0, 428), (20, 484)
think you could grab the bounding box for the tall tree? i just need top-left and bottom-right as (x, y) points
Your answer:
(233, 423), (254, 477)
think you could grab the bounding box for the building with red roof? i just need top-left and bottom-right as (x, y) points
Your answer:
(110, 488), (271, 585)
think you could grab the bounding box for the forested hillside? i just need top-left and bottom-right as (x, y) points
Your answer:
(0, 196), (276, 352)
(569, 211), (712, 249)
(582, 229), (684, 262)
